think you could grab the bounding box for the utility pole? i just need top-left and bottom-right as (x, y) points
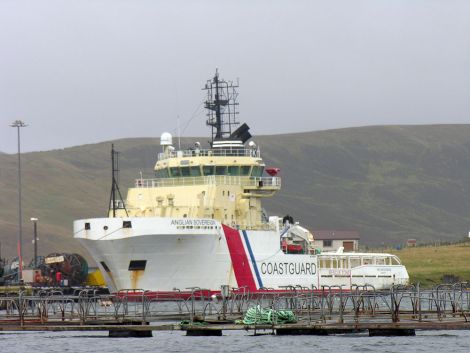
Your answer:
(10, 120), (27, 283)
(31, 218), (38, 268)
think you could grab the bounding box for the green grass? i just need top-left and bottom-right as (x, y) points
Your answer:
(388, 242), (470, 287)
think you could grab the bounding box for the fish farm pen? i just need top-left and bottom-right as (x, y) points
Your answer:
(0, 284), (470, 337)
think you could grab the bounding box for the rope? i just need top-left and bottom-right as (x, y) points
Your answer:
(236, 305), (297, 325)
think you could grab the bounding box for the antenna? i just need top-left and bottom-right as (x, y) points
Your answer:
(177, 114), (181, 150)
(203, 69), (240, 142)
(108, 144), (129, 217)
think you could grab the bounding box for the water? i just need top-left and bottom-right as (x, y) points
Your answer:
(1, 330), (469, 353)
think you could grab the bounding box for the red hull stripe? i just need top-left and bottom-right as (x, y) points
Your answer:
(222, 224), (257, 291)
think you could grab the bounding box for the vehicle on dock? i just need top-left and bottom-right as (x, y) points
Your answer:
(74, 71), (409, 294)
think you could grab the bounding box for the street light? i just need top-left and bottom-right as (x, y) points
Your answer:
(31, 218), (39, 268)
(10, 120), (27, 283)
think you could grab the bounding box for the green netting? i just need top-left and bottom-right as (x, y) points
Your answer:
(238, 305), (297, 325)
(180, 320), (208, 326)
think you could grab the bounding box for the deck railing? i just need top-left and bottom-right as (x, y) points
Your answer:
(134, 175), (281, 188)
(158, 148), (261, 161)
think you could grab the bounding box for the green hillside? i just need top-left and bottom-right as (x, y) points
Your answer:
(1, 125), (470, 262)
(388, 242), (470, 287)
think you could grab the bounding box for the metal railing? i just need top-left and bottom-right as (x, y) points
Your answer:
(1, 283), (470, 327)
(134, 175), (281, 189)
(158, 148), (261, 161)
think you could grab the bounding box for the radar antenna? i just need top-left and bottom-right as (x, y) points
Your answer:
(203, 69), (240, 142)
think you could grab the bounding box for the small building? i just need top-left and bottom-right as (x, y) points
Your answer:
(312, 230), (360, 252)
(406, 239), (417, 247)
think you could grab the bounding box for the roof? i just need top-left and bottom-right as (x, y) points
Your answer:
(312, 230), (360, 240)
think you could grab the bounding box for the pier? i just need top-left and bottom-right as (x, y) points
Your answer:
(0, 284), (469, 337)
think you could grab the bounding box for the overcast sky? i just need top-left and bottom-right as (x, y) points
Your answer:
(1, 0), (470, 153)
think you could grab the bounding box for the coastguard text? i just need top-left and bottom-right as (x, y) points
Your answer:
(260, 262), (316, 276)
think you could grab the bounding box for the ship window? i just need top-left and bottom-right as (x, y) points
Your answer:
(376, 258), (386, 265)
(100, 261), (111, 272)
(216, 166), (227, 175)
(123, 221), (132, 228)
(84, 222), (91, 230)
(190, 166), (201, 176)
(156, 169), (169, 178)
(128, 260), (147, 271)
(251, 166), (264, 177)
(181, 166), (190, 177)
(169, 167), (181, 177)
(323, 240), (332, 247)
(203, 166), (215, 175)
(228, 166), (240, 176)
(241, 166), (251, 176)
(350, 258), (360, 268)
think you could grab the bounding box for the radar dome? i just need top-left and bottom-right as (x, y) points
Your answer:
(160, 132), (173, 146)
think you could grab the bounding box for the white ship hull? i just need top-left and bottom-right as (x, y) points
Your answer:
(74, 217), (409, 293)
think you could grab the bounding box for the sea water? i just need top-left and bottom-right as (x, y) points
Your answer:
(1, 329), (469, 353)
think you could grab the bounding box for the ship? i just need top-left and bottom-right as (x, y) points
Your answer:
(74, 71), (409, 295)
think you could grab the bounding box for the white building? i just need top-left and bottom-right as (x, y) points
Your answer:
(312, 230), (360, 252)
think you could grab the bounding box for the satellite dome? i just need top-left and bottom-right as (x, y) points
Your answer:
(160, 132), (173, 146)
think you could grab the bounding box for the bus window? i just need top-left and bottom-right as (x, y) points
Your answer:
(215, 166), (227, 175)
(228, 166), (240, 176)
(181, 167), (190, 177)
(203, 165), (215, 176)
(169, 167), (181, 177)
(190, 166), (201, 176)
(241, 166), (251, 176)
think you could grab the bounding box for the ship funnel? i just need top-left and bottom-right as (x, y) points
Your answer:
(160, 132), (173, 146)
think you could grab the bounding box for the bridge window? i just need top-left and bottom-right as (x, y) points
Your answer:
(190, 166), (201, 176)
(156, 169), (169, 178)
(181, 166), (190, 177)
(251, 166), (264, 177)
(216, 166), (227, 175)
(203, 166), (215, 175)
(241, 166), (251, 176)
(228, 166), (240, 176)
(169, 167), (181, 177)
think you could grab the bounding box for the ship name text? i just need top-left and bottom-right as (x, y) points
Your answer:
(170, 219), (216, 226)
(260, 262), (316, 276)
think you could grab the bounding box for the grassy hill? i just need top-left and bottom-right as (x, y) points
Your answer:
(2, 124), (470, 263)
(388, 242), (470, 287)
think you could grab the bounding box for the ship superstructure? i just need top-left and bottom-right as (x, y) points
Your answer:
(74, 71), (409, 293)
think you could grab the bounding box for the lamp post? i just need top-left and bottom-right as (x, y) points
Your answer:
(30, 218), (38, 268)
(10, 120), (27, 283)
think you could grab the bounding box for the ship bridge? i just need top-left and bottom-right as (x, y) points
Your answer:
(119, 136), (281, 229)
(110, 71), (282, 230)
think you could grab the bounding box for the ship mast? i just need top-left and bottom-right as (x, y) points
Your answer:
(108, 144), (128, 217)
(203, 69), (240, 142)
